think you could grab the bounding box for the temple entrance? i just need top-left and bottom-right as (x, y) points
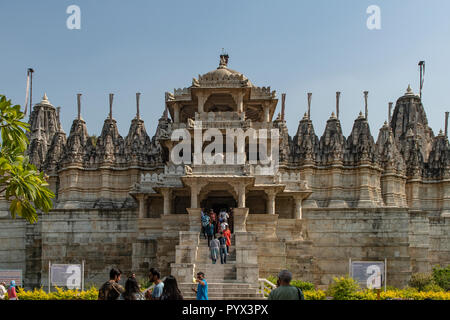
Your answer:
(201, 196), (236, 214)
(200, 190), (236, 233)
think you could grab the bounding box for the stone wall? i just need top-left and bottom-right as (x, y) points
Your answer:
(39, 208), (137, 288)
(1, 204), (450, 290)
(303, 208), (412, 288)
(429, 216), (450, 267)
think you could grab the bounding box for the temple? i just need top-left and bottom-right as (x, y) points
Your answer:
(1, 55), (449, 298)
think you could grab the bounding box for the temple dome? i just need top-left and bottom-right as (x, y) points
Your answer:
(196, 54), (252, 87)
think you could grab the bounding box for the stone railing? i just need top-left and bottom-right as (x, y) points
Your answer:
(258, 278), (277, 297)
(195, 111), (244, 122)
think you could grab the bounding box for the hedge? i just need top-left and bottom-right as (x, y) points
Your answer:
(15, 287), (98, 300)
(6, 286), (450, 300)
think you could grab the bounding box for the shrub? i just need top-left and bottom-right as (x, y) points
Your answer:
(304, 290), (326, 300)
(432, 265), (450, 291)
(423, 283), (444, 292)
(409, 273), (433, 291)
(326, 276), (360, 300)
(290, 280), (315, 291)
(16, 287), (98, 300)
(266, 275), (314, 291)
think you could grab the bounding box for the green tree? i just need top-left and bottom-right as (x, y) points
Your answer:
(0, 95), (54, 223)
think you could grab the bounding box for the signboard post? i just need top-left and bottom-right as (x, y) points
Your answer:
(350, 260), (386, 291)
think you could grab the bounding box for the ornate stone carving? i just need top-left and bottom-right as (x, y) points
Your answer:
(425, 131), (450, 178)
(291, 113), (319, 164)
(61, 119), (90, 165)
(345, 112), (377, 165)
(318, 113), (345, 165)
(391, 85), (434, 162)
(375, 122), (405, 173)
(124, 118), (152, 165)
(92, 118), (125, 165)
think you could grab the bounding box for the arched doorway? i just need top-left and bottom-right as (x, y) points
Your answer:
(199, 182), (237, 233)
(200, 190), (237, 213)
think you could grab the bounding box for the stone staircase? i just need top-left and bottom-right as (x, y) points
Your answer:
(172, 232), (264, 300)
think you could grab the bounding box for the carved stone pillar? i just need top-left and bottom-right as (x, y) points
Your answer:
(233, 208), (249, 233)
(161, 188), (172, 215)
(136, 194), (148, 218)
(197, 92), (207, 113)
(234, 91), (244, 113)
(173, 103), (180, 124)
(190, 184), (198, 209)
(265, 189), (276, 214)
(293, 196), (303, 219)
(237, 184), (246, 208)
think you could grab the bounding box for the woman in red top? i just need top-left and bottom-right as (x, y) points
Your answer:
(223, 225), (231, 254)
(7, 280), (18, 300)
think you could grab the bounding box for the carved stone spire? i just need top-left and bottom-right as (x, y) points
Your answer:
(376, 121), (405, 173)
(318, 112), (346, 165)
(26, 93), (59, 170)
(44, 127), (67, 173)
(94, 116), (125, 165)
(402, 128), (424, 178)
(124, 113), (152, 165)
(425, 132), (450, 178)
(391, 85), (434, 162)
(292, 113), (319, 163)
(61, 116), (90, 166)
(345, 112), (377, 164)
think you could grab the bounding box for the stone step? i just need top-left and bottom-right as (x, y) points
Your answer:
(179, 282), (264, 300)
(179, 282), (258, 289)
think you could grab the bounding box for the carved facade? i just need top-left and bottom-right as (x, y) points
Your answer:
(1, 56), (449, 295)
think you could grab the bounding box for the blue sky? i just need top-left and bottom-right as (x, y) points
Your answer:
(1, 0), (449, 138)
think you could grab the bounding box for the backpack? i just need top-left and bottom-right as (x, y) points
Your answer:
(296, 287), (305, 300)
(201, 215), (210, 227)
(98, 281), (121, 300)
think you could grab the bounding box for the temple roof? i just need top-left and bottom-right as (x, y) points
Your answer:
(193, 54), (253, 88)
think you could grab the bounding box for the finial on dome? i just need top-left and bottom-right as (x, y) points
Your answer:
(218, 51), (229, 69)
(302, 112), (308, 120)
(358, 111), (365, 119)
(405, 84), (414, 96)
(438, 129), (444, 136)
(39, 93), (51, 105)
(330, 111), (337, 119)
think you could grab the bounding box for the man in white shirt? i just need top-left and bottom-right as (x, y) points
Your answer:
(0, 282), (7, 300)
